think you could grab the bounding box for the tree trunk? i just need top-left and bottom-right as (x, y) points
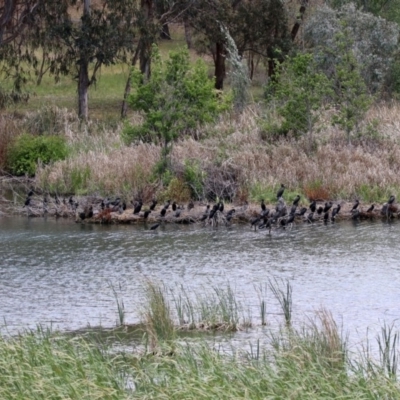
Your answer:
(160, 23), (171, 40)
(291, 0), (308, 41)
(78, 58), (89, 120)
(183, 16), (192, 49)
(139, 0), (154, 80)
(121, 45), (141, 119)
(78, 0), (90, 120)
(214, 42), (225, 90)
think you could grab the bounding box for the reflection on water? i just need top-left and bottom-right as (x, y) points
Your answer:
(1, 214), (400, 349)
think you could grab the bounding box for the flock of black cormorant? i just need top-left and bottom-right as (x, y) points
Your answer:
(20, 186), (399, 231)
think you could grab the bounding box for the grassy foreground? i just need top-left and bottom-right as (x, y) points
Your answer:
(2, 295), (400, 399)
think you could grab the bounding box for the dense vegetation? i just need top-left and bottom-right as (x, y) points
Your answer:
(2, 0), (400, 202)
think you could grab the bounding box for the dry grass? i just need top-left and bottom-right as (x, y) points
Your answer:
(34, 102), (400, 202)
(0, 114), (22, 172)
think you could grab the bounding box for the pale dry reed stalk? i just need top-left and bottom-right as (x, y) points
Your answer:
(36, 102), (400, 201)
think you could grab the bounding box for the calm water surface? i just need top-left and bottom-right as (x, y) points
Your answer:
(1, 215), (400, 349)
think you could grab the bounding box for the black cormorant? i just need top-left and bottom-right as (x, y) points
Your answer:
(143, 210), (151, 219)
(133, 201), (143, 214)
(261, 199), (266, 212)
(277, 184), (285, 199)
(292, 195), (300, 206)
(150, 222), (160, 230)
(323, 202), (333, 213)
(351, 199), (360, 211)
(366, 204), (374, 213)
(150, 200), (157, 211)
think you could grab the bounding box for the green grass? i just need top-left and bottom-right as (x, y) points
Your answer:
(0, 327), (131, 400)
(1, 284), (400, 399)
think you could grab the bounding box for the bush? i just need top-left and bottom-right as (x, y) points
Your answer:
(7, 134), (69, 176)
(124, 45), (230, 171)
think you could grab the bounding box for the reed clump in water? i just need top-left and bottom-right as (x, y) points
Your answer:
(2, 289), (400, 398)
(142, 282), (250, 338)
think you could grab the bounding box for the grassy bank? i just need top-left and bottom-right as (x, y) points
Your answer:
(25, 102), (400, 205)
(2, 281), (400, 399)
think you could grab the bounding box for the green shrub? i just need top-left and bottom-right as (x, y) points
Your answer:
(7, 134), (69, 176)
(124, 45), (231, 175)
(183, 160), (205, 200)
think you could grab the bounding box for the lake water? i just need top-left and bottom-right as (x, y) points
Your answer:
(1, 213), (400, 352)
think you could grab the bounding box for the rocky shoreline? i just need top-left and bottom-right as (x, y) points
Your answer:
(3, 191), (400, 228)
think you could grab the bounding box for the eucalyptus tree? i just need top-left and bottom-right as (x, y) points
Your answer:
(33, 0), (138, 120)
(0, 0), (40, 106)
(178, 0), (290, 90)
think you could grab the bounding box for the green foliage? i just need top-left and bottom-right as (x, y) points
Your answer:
(70, 166), (92, 194)
(183, 160), (205, 200)
(267, 53), (332, 141)
(125, 45), (229, 146)
(7, 134), (69, 176)
(331, 33), (372, 144)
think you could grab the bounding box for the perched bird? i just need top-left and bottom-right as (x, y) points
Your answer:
(174, 209), (181, 218)
(24, 197), (31, 207)
(261, 208), (270, 217)
(86, 206), (93, 219)
(160, 208), (167, 217)
(187, 201), (194, 211)
(133, 201), (143, 215)
(289, 204), (297, 216)
(309, 200), (316, 213)
(149, 200), (157, 211)
(172, 202), (177, 212)
(352, 209), (360, 220)
(317, 206), (323, 215)
(261, 199), (266, 212)
(331, 205), (340, 221)
(219, 202), (224, 212)
(388, 195), (395, 205)
(226, 210), (235, 222)
(110, 197), (121, 207)
(307, 212), (314, 223)
(164, 200), (171, 210)
(296, 207), (307, 216)
(286, 213), (295, 225)
(143, 210), (151, 219)
(208, 204), (219, 219)
(292, 195), (301, 207)
(351, 199), (360, 212)
(323, 211), (330, 222)
(366, 204), (375, 213)
(27, 189), (34, 197)
(251, 216), (261, 227)
(150, 222), (160, 230)
(277, 184), (285, 199)
(323, 202), (333, 213)
(199, 213), (208, 222)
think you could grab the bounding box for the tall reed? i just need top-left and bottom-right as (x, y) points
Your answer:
(269, 278), (292, 327)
